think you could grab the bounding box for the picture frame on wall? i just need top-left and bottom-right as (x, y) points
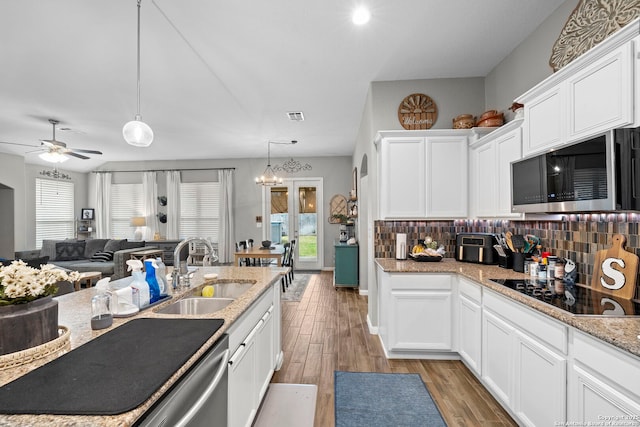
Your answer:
(81, 208), (94, 220)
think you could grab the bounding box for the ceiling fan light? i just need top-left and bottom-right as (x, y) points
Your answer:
(39, 151), (68, 163)
(123, 119), (154, 147)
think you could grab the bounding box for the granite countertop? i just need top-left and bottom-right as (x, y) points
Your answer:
(376, 258), (640, 358)
(0, 266), (285, 427)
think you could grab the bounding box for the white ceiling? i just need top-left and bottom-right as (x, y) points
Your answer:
(0, 0), (565, 172)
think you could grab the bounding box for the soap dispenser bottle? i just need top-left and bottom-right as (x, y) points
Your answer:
(127, 259), (150, 308)
(154, 257), (168, 295)
(144, 259), (161, 303)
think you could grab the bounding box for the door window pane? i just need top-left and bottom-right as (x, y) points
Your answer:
(270, 187), (288, 244)
(298, 186), (317, 260)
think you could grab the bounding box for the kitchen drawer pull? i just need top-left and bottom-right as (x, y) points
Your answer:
(174, 348), (230, 427)
(244, 319), (263, 345)
(261, 305), (274, 322)
(228, 345), (245, 366)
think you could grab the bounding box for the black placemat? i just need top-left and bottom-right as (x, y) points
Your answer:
(0, 318), (224, 415)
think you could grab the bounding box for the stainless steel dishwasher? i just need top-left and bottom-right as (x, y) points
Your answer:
(137, 334), (230, 427)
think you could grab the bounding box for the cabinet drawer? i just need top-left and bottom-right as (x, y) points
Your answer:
(571, 330), (640, 399)
(388, 273), (452, 290)
(459, 277), (481, 303)
(484, 289), (567, 354)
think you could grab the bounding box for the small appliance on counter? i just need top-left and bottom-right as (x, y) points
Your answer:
(396, 233), (407, 260)
(455, 233), (499, 265)
(339, 225), (349, 242)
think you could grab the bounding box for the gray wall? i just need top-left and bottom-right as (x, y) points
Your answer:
(89, 156), (352, 268)
(484, 0), (579, 113)
(0, 153), (26, 254)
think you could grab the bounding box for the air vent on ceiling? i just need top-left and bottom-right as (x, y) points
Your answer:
(287, 111), (305, 121)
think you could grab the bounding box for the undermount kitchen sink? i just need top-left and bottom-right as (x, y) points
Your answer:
(155, 297), (234, 315)
(193, 282), (255, 299)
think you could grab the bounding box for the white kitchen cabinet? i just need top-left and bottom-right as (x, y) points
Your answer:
(481, 309), (514, 407)
(522, 86), (564, 156)
(567, 331), (640, 424)
(518, 22), (638, 157)
(255, 305), (274, 401)
(482, 289), (568, 426)
(378, 135), (426, 218)
(376, 130), (469, 219)
(457, 277), (482, 375)
(567, 42), (634, 142)
(469, 119), (523, 218)
(377, 270), (454, 358)
(425, 135), (468, 218)
(513, 330), (566, 427)
(228, 285), (278, 427)
(228, 330), (258, 427)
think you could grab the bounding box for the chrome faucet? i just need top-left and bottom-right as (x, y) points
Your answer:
(171, 237), (218, 289)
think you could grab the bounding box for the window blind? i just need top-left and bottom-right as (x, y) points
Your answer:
(180, 182), (220, 242)
(110, 183), (143, 239)
(35, 178), (75, 249)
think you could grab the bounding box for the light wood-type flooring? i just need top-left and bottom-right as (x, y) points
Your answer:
(270, 271), (517, 427)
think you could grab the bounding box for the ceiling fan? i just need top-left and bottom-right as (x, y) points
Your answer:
(0, 119), (103, 162)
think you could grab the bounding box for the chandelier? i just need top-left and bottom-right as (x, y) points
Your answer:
(255, 140), (297, 186)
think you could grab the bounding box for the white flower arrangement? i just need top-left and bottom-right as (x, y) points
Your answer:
(0, 260), (80, 306)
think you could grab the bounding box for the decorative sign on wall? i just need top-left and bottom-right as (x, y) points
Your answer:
(397, 93), (438, 130)
(272, 158), (312, 174)
(549, 0), (640, 72)
(591, 234), (639, 300)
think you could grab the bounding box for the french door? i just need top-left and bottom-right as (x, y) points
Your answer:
(263, 178), (323, 271)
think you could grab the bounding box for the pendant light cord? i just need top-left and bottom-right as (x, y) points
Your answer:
(136, 0), (142, 119)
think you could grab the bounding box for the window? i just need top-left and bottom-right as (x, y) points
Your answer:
(35, 178), (75, 249)
(110, 183), (143, 239)
(180, 182), (220, 242)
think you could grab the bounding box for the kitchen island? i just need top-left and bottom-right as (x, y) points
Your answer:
(0, 266), (285, 426)
(375, 258), (640, 426)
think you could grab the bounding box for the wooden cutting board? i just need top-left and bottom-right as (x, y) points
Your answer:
(591, 234), (639, 299)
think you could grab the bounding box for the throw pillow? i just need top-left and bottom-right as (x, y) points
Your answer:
(55, 241), (86, 261)
(41, 239), (60, 261)
(104, 239), (126, 253)
(84, 238), (110, 258)
(121, 240), (145, 250)
(90, 250), (114, 262)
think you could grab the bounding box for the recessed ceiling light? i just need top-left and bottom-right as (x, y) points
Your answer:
(352, 6), (370, 25)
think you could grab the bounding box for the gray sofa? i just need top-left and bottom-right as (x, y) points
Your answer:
(15, 238), (158, 280)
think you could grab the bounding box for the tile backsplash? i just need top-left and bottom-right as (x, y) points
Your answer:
(374, 213), (640, 297)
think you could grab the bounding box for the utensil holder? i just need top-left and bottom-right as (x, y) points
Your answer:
(512, 252), (525, 273)
(498, 249), (513, 269)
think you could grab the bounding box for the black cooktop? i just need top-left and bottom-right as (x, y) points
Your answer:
(490, 278), (640, 317)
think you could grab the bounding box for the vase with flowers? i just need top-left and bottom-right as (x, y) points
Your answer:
(0, 260), (80, 355)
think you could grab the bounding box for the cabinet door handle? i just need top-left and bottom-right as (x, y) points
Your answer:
(174, 348), (230, 427)
(244, 319), (264, 346)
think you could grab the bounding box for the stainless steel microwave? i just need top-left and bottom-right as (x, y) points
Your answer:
(511, 127), (640, 213)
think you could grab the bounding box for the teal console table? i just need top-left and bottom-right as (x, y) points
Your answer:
(334, 243), (358, 287)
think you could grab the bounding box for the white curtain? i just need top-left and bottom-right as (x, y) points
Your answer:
(166, 171), (181, 240)
(95, 172), (111, 238)
(142, 172), (159, 240)
(217, 169), (235, 263)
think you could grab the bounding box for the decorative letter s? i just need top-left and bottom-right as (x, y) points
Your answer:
(600, 257), (626, 290)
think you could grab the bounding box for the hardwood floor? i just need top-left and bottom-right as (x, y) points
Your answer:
(270, 271), (517, 427)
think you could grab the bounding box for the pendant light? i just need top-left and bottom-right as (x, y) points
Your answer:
(123, 0), (153, 147)
(255, 140), (298, 186)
